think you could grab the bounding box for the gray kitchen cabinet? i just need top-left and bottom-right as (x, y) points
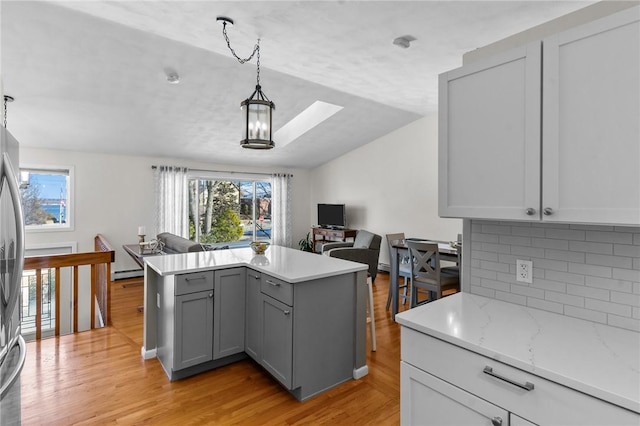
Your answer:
(157, 270), (214, 377)
(439, 7), (639, 225)
(260, 293), (293, 388)
(213, 267), (246, 360)
(244, 269), (262, 361)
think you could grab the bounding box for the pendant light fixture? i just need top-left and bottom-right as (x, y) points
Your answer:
(218, 16), (275, 150)
(3, 95), (14, 129)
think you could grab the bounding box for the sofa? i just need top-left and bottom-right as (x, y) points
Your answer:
(157, 232), (229, 254)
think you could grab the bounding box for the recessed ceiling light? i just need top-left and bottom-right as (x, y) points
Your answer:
(274, 101), (343, 148)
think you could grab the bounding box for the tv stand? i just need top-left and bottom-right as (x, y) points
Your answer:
(312, 227), (357, 254)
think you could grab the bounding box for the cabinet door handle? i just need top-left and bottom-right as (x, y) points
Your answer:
(543, 207), (554, 216)
(266, 279), (280, 287)
(209, 293), (213, 298)
(483, 366), (534, 391)
(491, 417), (503, 426)
(283, 310), (291, 315)
(525, 208), (536, 216)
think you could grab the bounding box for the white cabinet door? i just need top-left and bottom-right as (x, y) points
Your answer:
(542, 7), (640, 224)
(439, 42), (541, 220)
(401, 361), (509, 426)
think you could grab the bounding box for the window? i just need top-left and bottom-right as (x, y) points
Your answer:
(188, 174), (271, 246)
(20, 166), (74, 231)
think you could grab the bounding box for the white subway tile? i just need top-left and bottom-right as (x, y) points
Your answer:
(511, 283), (545, 299)
(532, 238), (569, 250)
(545, 291), (584, 307)
(497, 272), (516, 284)
(532, 279), (567, 293)
(611, 291), (640, 307)
(613, 244), (640, 258)
(471, 276), (482, 286)
(498, 254), (519, 265)
(633, 307), (640, 319)
(545, 270), (585, 285)
(499, 235), (532, 246)
(511, 226), (546, 237)
(585, 253), (633, 269)
(482, 224), (511, 234)
(527, 298), (564, 314)
(481, 279), (511, 292)
(495, 291), (527, 306)
(614, 226), (640, 233)
(531, 257), (567, 272)
(471, 232), (500, 243)
(471, 268), (498, 280)
(545, 228), (585, 241)
(471, 250), (499, 262)
(606, 314), (640, 332)
(586, 230), (633, 244)
(585, 276), (632, 293)
(634, 234), (640, 245)
(471, 259), (481, 268)
(634, 258), (640, 270)
(532, 222), (569, 229)
(568, 241), (613, 255)
(511, 245), (545, 258)
(567, 283), (609, 301)
(544, 249), (585, 263)
(564, 306), (607, 324)
(612, 268), (640, 283)
(585, 299), (632, 317)
(570, 224), (615, 231)
(480, 260), (510, 273)
(470, 285), (495, 298)
(481, 242), (511, 254)
(569, 263), (612, 278)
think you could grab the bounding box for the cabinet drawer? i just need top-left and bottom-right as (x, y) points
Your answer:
(261, 275), (293, 306)
(401, 327), (639, 425)
(175, 271), (214, 296)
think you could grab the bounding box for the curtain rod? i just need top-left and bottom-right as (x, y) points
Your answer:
(151, 165), (292, 177)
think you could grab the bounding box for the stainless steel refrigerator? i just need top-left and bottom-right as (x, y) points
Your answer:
(0, 127), (25, 425)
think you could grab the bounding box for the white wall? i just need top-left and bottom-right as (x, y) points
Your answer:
(309, 114), (462, 266)
(21, 147), (311, 273)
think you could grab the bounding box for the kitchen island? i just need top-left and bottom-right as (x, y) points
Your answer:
(142, 245), (368, 401)
(396, 293), (640, 425)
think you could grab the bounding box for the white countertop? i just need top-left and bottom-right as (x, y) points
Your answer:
(144, 245), (367, 283)
(396, 293), (640, 413)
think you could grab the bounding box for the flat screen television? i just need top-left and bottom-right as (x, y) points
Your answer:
(317, 203), (346, 229)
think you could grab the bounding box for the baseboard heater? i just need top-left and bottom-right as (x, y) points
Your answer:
(113, 269), (144, 281)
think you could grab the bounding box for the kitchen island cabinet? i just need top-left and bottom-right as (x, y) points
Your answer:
(439, 6), (639, 225)
(396, 293), (640, 425)
(143, 245), (368, 401)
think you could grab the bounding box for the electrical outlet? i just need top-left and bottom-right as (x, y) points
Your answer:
(516, 259), (533, 284)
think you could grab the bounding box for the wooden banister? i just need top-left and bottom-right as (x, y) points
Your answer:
(23, 235), (115, 339)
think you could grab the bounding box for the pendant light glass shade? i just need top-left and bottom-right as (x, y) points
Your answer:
(241, 85), (275, 149)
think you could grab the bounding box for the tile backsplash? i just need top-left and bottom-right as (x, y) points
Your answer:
(468, 220), (640, 332)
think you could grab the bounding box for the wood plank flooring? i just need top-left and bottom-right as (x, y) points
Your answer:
(20, 272), (412, 425)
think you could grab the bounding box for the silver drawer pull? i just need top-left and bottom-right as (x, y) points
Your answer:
(283, 310), (291, 315)
(483, 366), (534, 391)
(266, 279), (280, 287)
(185, 276), (206, 282)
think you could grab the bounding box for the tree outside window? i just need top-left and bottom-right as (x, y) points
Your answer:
(188, 178), (271, 245)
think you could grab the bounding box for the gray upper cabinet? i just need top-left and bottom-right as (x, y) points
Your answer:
(245, 270), (262, 361)
(439, 6), (640, 225)
(213, 267), (246, 360)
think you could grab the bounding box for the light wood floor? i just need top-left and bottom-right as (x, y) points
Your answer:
(20, 272), (412, 425)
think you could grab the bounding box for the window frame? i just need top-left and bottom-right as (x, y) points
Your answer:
(20, 164), (75, 232)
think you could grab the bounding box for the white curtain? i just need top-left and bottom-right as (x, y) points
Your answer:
(270, 173), (292, 248)
(154, 166), (189, 238)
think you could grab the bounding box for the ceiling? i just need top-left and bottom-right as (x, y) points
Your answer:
(1, 1), (594, 169)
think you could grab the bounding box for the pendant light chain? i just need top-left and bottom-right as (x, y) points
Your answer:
(221, 21), (261, 86)
(3, 96), (13, 129)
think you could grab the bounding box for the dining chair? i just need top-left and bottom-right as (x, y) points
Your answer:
(442, 233), (462, 275)
(407, 240), (460, 308)
(385, 233), (412, 310)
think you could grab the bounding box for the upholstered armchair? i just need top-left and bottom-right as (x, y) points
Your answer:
(323, 230), (382, 282)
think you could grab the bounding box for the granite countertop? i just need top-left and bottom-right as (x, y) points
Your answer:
(144, 245), (367, 283)
(395, 292), (640, 413)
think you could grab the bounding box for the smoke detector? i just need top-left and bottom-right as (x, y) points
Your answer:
(393, 35), (416, 49)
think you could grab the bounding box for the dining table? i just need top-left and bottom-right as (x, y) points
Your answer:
(388, 238), (460, 320)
